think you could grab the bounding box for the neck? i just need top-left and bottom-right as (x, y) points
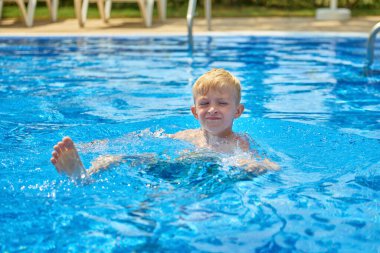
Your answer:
(201, 128), (234, 144)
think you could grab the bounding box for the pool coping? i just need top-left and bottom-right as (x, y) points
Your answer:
(0, 31), (369, 38)
(1, 16), (378, 38)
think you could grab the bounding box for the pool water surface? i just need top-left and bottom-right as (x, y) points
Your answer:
(0, 35), (379, 252)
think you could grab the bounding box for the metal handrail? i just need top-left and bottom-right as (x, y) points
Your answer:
(366, 22), (380, 68)
(205, 0), (211, 31)
(187, 0), (212, 46)
(187, 0), (197, 46)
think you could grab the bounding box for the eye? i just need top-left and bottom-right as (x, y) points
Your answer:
(199, 101), (209, 106)
(219, 101), (228, 105)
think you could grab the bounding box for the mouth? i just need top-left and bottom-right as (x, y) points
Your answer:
(206, 117), (221, 120)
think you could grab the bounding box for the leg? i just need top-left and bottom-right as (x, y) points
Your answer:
(81, 0), (89, 26)
(26, 0), (37, 27)
(51, 137), (159, 179)
(50, 0), (59, 22)
(15, 0), (30, 26)
(104, 0), (111, 21)
(46, 0), (52, 20)
(74, 0), (84, 27)
(88, 155), (125, 175)
(137, 0), (153, 27)
(157, 0), (166, 21)
(96, 0), (106, 23)
(88, 153), (158, 175)
(51, 137), (88, 178)
(0, 0), (4, 20)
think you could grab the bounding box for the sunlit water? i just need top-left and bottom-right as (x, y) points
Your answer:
(0, 35), (379, 252)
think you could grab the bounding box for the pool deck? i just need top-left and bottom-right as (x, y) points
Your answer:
(0, 16), (379, 36)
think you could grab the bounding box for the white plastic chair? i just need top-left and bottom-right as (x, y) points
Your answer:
(77, 0), (107, 27)
(0, 0), (58, 27)
(80, 0), (166, 27)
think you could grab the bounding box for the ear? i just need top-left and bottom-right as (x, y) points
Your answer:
(234, 104), (244, 119)
(191, 105), (199, 119)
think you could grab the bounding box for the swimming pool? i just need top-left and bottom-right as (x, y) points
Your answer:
(0, 35), (379, 252)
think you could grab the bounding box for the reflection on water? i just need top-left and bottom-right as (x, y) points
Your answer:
(0, 36), (379, 138)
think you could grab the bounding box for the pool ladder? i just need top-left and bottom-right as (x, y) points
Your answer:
(366, 22), (380, 70)
(187, 0), (212, 46)
(187, 3), (379, 72)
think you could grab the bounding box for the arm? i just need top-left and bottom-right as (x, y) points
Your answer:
(235, 134), (280, 173)
(237, 157), (279, 174)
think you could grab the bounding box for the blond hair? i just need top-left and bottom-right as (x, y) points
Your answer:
(192, 68), (241, 104)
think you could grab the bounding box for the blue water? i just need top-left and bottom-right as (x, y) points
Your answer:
(0, 35), (379, 252)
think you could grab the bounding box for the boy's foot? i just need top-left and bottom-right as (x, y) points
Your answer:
(51, 137), (87, 178)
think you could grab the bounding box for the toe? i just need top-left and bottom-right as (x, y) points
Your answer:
(52, 151), (59, 159)
(57, 141), (64, 148)
(54, 145), (61, 154)
(62, 136), (72, 143)
(63, 138), (75, 149)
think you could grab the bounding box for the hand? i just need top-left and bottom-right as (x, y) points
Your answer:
(237, 158), (279, 174)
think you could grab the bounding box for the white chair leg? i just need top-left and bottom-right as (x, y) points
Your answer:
(157, 0), (166, 21)
(51, 0), (58, 21)
(15, 0), (35, 26)
(0, 0), (4, 19)
(74, 0), (83, 27)
(137, 0), (153, 27)
(145, 0), (153, 27)
(97, 0), (106, 22)
(46, 0), (51, 19)
(81, 0), (89, 26)
(26, 0), (37, 27)
(105, 0), (111, 21)
(15, 0), (28, 26)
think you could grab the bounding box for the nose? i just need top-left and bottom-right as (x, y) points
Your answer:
(208, 106), (218, 114)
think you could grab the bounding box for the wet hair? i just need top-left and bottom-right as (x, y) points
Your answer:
(192, 68), (241, 104)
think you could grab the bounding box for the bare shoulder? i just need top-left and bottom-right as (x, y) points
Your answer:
(170, 129), (200, 141)
(234, 133), (250, 152)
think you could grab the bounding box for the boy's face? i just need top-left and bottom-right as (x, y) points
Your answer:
(191, 87), (244, 137)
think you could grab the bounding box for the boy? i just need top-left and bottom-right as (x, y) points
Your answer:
(171, 68), (248, 153)
(51, 69), (278, 178)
